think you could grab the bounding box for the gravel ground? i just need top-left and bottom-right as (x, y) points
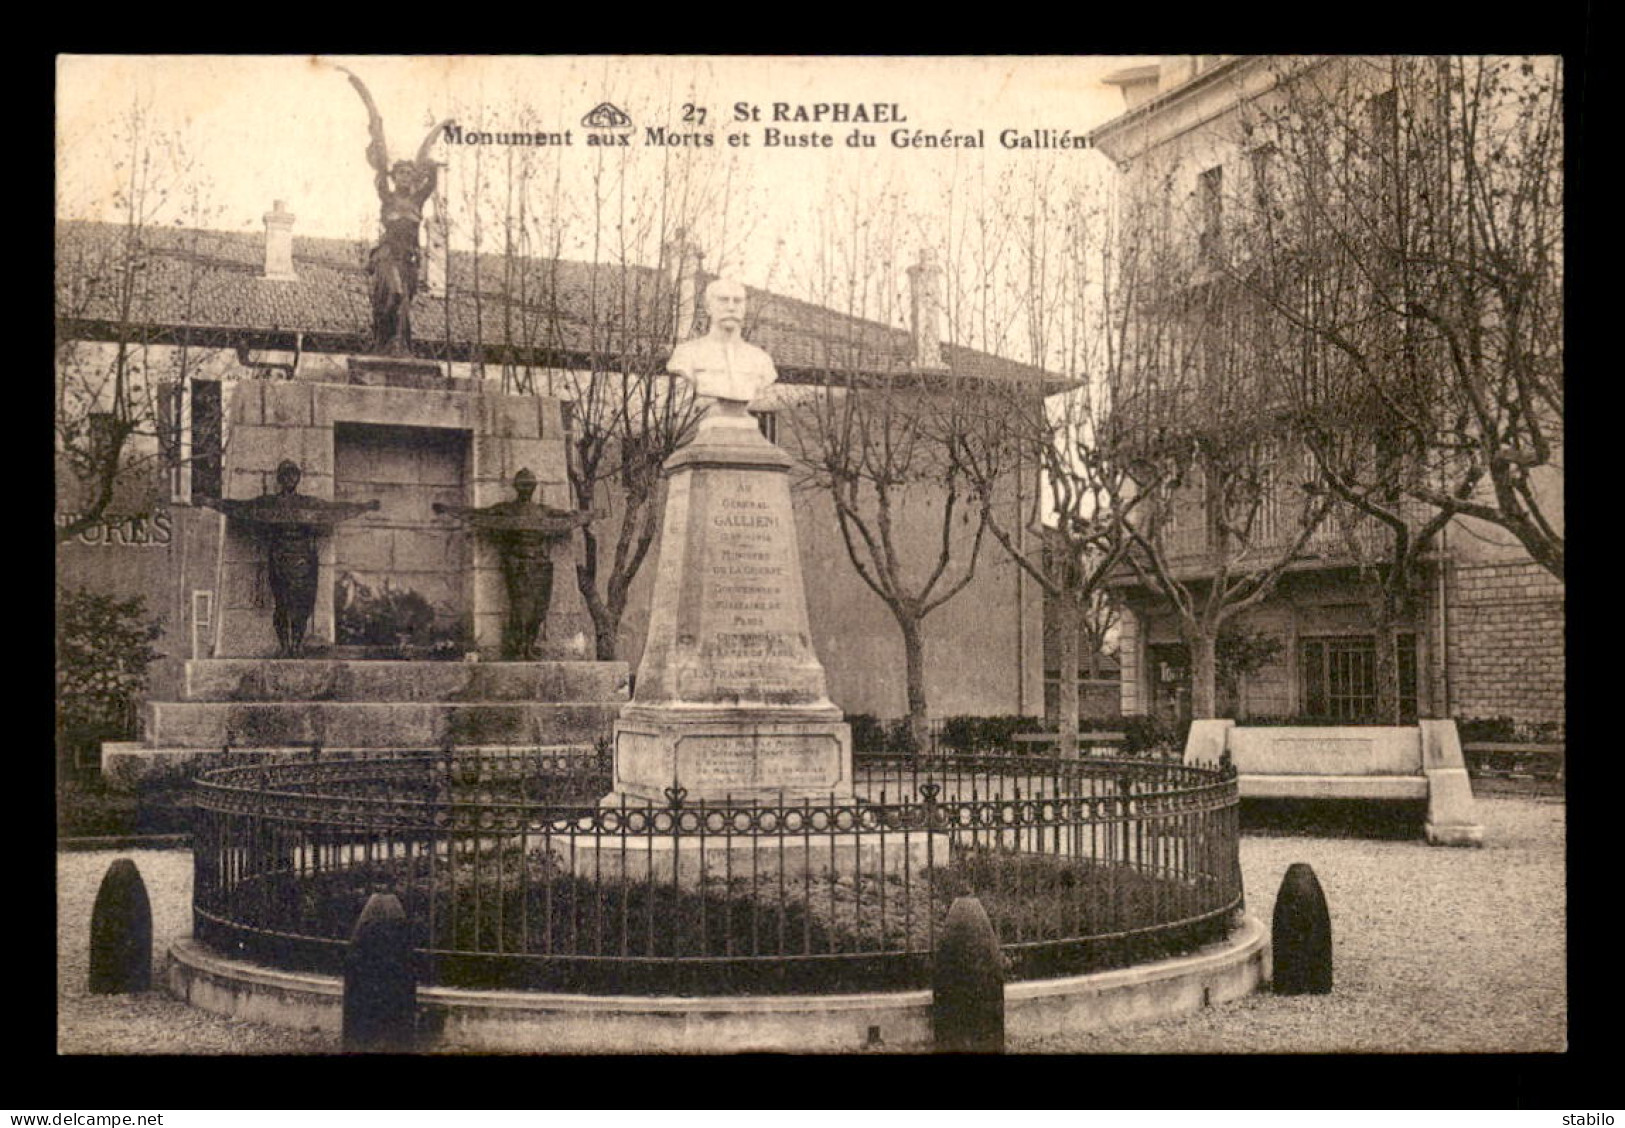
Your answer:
(1017, 794), (1567, 1054)
(56, 795), (1564, 1055)
(56, 849), (334, 1055)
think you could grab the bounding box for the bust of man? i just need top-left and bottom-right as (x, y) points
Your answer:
(667, 278), (778, 415)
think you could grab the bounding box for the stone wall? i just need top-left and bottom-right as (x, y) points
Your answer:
(215, 377), (586, 659)
(1446, 560), (1565, 727)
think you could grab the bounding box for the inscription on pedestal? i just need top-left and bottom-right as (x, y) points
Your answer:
(706, 476), (789, 630)
(665, 468), (826, 703)
(614, 726), (848, 800)
(685, 733), (840, 792)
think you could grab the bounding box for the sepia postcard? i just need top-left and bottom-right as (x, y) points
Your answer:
(54, 54), (1566, 1062)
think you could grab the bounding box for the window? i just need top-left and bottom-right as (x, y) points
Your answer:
(559, 399), (582, 484)
(190, 380), (222, 501)
(1198, 166), (1224, 261)
(160, 379), (222, 503)
(1367, 89), (1398, 162)
(754, 410), (778, 444)
(1253, 442), (1283, 546)
(1248, 143), (1279, 217)
(1366, 88), (1401, 261)
(1301, 636), (1374, 721)
(1300, 633), (1419, 722)
(87, 411), (118, 471)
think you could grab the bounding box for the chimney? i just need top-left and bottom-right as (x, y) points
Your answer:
(1101, 63), (1162, 111)
(261, 200), (297, 281)
(908, 246), (945, 370)
(1158, 56), (1198, 93)
(666, 228), (704, 342)
(422, 187), (448, 298)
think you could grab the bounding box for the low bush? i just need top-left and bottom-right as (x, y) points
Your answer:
(936, 715), (1049, 753)
(846, 715), (920, 756)
(1455, 716), (1564, 744)
(56, 587), (162, 774)
(850, 714), (1192, 757)
(846, 714), (888, 754)
(57, 778), (195, 838)
(1122, 715), (1189, 756)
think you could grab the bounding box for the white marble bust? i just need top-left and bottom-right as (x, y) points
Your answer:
(667, 279), (778, 415)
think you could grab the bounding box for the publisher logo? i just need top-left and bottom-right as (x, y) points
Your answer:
(582, 102), (632, 129)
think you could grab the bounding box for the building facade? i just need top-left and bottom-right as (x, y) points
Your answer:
(1088, 56), (1564, 734)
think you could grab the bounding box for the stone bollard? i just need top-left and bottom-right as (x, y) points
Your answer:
(88, 858), (153, 994)
(342, 891), (417, 1053)
(1272, 862), (1333, 995)
(932, 895), (1005, 1053)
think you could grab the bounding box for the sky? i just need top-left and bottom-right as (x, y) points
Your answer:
(56, 55), (1152, 299)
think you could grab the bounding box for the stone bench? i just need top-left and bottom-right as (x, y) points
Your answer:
(1183, 719), (1483, 847)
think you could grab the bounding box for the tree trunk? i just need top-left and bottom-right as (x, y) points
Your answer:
(589, 603), (620, 662)
(900, 613), (930, 757)
(1372, 621), (1400, 725)
(1368, 575), (1407, 725)
(1189, 629), (1220, 721)
(1056, 596), (1082, 759)
(574, 530), (620, 661)
(1370, 599), (1403, 725)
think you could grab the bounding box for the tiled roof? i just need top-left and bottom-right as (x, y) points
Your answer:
(56, 220), (1064, 390)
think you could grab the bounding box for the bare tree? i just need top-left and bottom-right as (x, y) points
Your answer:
(1234, 56), (1563, 583)
(951, 171), (1147, 755)
(55, 98), (219, 543)
(794, 375), (994, 755)
(785, 182), (998, 754)
(1179, 55), (1564, 719)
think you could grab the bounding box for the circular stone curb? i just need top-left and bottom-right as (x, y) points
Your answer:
(166, 916), (1269, 1053)
(57, 834), (193, 852)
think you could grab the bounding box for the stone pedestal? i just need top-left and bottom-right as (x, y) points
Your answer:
(609, 409), (852, 805)
(347, 356), (449, 390)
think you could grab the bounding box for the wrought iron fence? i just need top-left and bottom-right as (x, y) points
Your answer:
(192, 748), (1242, 995)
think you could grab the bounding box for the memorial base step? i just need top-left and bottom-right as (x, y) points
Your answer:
(100, 742), (604, 790)
(182, 659), (628, 704)
(147, 701), (622, 749)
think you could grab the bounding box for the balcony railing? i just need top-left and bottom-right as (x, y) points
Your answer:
(1143, 503), (1421, 579)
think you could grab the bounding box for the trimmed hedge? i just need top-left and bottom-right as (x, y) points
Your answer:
(846, 713), (1190, 756)
(1454, 716), (1564, 744)
(937, 715), (1049, 753)
(846, 714), (914, 755)
(57, 778), (195, 839)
